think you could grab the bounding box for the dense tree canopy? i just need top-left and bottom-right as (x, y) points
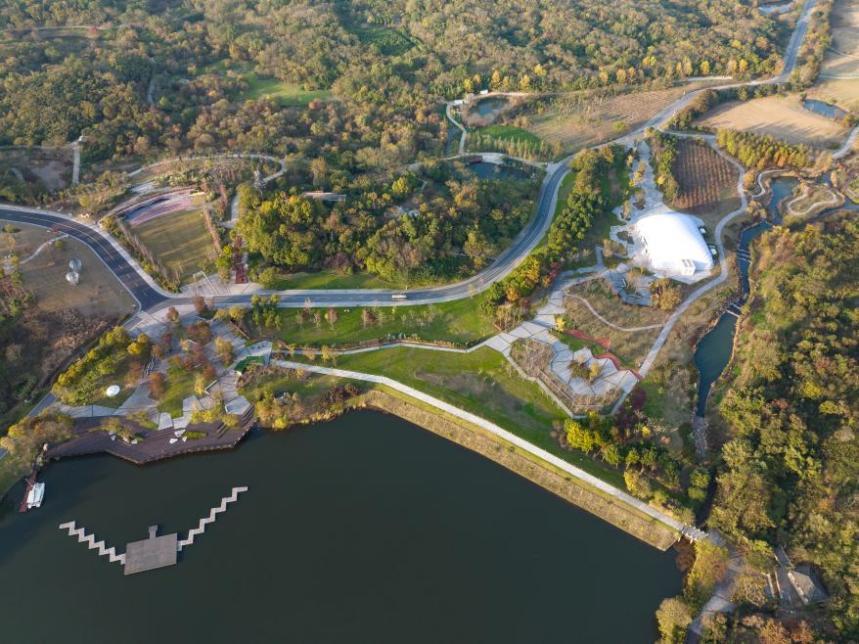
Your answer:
(711, 216), (858, 637)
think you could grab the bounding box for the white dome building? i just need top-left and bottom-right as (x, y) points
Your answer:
(631, 209), (714, 281)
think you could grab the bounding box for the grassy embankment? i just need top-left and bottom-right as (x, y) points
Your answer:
(243, 368), (677, 550)
(270, 270), (405, 291)
(298, 345), (631, 489)
(260, 291), (497, 347)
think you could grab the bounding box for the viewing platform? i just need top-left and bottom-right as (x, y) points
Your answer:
(58, 486), (248, 575)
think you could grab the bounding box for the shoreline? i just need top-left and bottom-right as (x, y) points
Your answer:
(5, 386), (680, 551)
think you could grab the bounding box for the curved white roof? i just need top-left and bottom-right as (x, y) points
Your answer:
(633, 211), (713, 276)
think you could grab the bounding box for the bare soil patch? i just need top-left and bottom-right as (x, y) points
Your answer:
(0, 147), (73, 194)
(695, 95), (848, 147)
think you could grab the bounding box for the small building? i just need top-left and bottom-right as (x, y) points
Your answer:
(630, 209), (714, 281)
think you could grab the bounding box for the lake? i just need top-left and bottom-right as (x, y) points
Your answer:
(0, 411), (681, 643)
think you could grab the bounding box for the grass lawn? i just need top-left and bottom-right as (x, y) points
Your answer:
(271, 270), (405, 290)
(264, 292), (496, 347)
(475, 124), (543, 146)
(158, 368), (197, 417)
(240, 372), (345, 402)
(326, 346), (627, 488)
(243, 74), (332, 107)
(134, 210), (216, 282)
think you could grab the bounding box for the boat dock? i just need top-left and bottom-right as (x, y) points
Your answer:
(57, 486), (248, 575)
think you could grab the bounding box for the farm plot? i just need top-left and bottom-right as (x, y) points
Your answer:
(670, 139), (741, 225)
(695, 95), (849, 147)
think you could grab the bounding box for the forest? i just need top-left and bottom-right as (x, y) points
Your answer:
(236, 162), (540, 285)
(0, 0), (781, 169)
(710, 216), (858, 638)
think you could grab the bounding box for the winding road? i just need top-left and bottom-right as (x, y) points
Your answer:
(0, 0), (829, 318)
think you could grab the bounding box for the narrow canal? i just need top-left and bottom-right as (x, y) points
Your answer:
(692, 178), (795, 415)
(0, 411), (681, 643)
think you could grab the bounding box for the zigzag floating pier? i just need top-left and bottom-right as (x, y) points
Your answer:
(58, 521), (126, 565)
(58, 486), (248, 575)
(178, 485), (248, 550)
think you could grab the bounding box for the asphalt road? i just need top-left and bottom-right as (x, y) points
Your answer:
(0, 207), (166, 311)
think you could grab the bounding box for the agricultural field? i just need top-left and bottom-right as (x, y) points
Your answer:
(524, 85), (705, 154)
(670, 139), (741, 224)
(695, 95), (849, 147)
(807, 0), (859, 112)
(131, 204), (217, 283)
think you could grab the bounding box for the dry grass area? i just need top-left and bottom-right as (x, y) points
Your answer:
(783, 182), (843, 224)
(18, 231), (135, 317)
(525, 85), (700, 153)
(562, 279), (668, 367)
(134, 209), (217, 282)
(0, 224), (54, 258)
(0, 221), (135, 425)
(807, 0), (859, 112)
(695, 95), (849, 147)
(671, 140), (741, 224)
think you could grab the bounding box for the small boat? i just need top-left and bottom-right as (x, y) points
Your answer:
(26, 482), (45, 509)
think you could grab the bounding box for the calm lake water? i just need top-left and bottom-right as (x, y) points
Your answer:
(0, 411), (681, 643)
(474, 96), (508, 118)
(802, 98), (847, 121)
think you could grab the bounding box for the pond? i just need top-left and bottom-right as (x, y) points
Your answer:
(473, 96), (508, 119)
(0, 411), (681, 643)
(802, 99), (848, 121)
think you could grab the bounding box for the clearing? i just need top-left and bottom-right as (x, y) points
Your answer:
(807, 0), (859, 111)
(695, 95), (849, 148)
(524, 84), (714, 154)
(0, 147), (73, 197)
(242, 74), (332, 107)
(133, 208), (217, 282)
(670, 139), (741, 225)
